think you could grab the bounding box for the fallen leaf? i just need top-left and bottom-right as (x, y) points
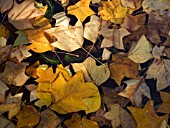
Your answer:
(92, 0), (101, 4)
(99, 27), (130, 50)
(0, 80), (8, 103)
(102, 48), (112, 61)
(25, 16), (53, 53)
(0, 45), (12, 64)
(0, 61), (29, 86)
(0, 37), (7, 47)
(59, 0), (69, 6)
(37, 109), (60, 128)
(118, 78), (151, 106)
(13, 31), (29, 46)
(64, 113), (99, 128)
(0, 101), (22, 119)
(0, 24), (9, 38)
(8, 0), (44, 29)
(121, 14), (146, 32)
(9, 45), (32, 63)
(146, 59), (170, 90)
(67, 0), (95, 22)
(102, 86), (129, 108)
(0, 116), (15, 128)
(6, 93), (23, 104)
(109, 54), (139, 85)
(128, 100), (168, 128)
(142, 0), (170, 14)
(98, 0), (133, 24)
(72, 57), (110, 86)
(16, 105), (40, 128)
(120, 108), (137, 128)
(84, 15), (101, 43)
(50, 71), (101, 114)
(157, 91), (170, 113)
(25, 84), (38, 102)
(90, 108), (110, 127)
(152, 46), (165, 59)
(26, 61), (40, 78)
(0, 0), (13, 13)
(45, 20), (84, 52)
(128, 35), (153, 63)
(103, 104), (121, 128)
(53, 12), (70, 27)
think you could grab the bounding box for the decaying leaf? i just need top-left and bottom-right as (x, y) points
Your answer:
(37, 109), (60, 128)
(0, 61), (29, 86)
(128, 35), (153, 63)
(0, 0), (13, 13)
(99, 27), (130, 50)
(84, 15), (101, 43)
(152, 46), (165, 59)
(67, 0), (95, 22)
(0, 45), (12, 64)
(16, 105), (40, 128)
(72, 57), (110, 86)
(103, 103), (136, 128)
(9, 45), (32, 63)
(118, 78), (151, 106)
(0, 116), (15, 128)
(45, 20), (84, 52)
(157, 91), (170, 113)
(64, 113), (99, 128)
(146, 59), (170, 90)
(128, 100), (169, 128)
(109, 54), (139, 85)
(0, 80), (8, 103)
(8, 0), (44, 29)
(0, 101), (22, 119)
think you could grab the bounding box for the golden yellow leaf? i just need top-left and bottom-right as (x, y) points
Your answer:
(36, 66), (58, 83)
(98, 0), (132, 24)
(50, 71), (101, 114)
(67, 0), (95, 22)
(64, 113), (99, 128)
(16, 105), (40, 128)
(25, 16), (53, 53)
(109, 54), (139, 85)
(128, 100), (168, 128)
(0, 24), (9, 38)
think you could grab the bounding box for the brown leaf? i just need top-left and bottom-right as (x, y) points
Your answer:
(26, 61), (40, 78)
(8, 0), (44, 29)
(0, 80), (8, 103)
(118, 78), (151, 106)
(157, 91), (170, 113)
(64, 113), (99, 128)
(0, 45), (12, 64)
(0, 61), (29, 86)
(146, 59), (170, 90)
(16, 105), (40, 128)
(102, 87), (129, 108)
(0, 0), (13, 13)
(9, 45), (32, 63)
(128, 100), (168, 128)
(37, 109), (60, 128)
(109, 54), (139, 85)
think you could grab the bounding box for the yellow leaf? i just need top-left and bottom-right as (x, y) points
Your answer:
(128, 35), (153, 63)
(25, 16), (53, 53)
(64, 113), (99, 128)
(98, 0), (132, 24)
(67, 0), (95, 22)
(50, 71), (101, 114)
(128, 100), (168, 128)
(16, 105), (40, 128)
